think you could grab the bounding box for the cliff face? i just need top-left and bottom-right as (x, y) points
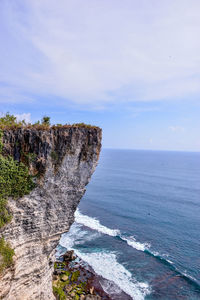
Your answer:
(0, 127), (101, 300)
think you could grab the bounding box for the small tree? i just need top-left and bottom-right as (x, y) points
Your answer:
(0, 113), (17, 127)
(0, 113), (27, 128)
(41, 116), (50, 126)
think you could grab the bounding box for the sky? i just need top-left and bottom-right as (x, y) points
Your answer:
(0, 0), (200, 151)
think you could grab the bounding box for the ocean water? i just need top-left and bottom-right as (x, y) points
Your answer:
(58, 149), (200, 300)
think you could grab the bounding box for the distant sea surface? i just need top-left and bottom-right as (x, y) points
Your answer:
(58, 149), (200, 300)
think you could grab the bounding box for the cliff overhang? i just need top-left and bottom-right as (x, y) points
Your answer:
(0, 126), (102, 300)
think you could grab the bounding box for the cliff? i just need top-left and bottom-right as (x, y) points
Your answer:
(0, 126), (102, 300)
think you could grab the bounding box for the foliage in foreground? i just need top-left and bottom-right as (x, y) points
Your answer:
(0, 237), (14, 274)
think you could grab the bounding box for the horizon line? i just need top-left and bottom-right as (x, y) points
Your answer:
(102, 147), (200, 154)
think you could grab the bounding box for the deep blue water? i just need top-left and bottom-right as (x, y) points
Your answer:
(58, 149), (200, 300)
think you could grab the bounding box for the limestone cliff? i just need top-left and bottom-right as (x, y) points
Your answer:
(0, 126), (102, 300)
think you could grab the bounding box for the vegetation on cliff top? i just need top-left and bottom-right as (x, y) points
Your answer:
(0, 113), (99, 130)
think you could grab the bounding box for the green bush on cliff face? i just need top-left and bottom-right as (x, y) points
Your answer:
(0, 130), (35, 228)
(0, 237), (14, 273)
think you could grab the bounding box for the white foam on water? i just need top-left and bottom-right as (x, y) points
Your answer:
(182, 271), (196, 282)
(75, 209), (152, 254)
(100, 279), (122, 296)
(121, 236), (151, 252)
(74, 250), (150, 300)
(75, 209), (120, 237)
(59, 212), (152, 299)
(59, 222), (100, 250)
(166, 259), (173, 264)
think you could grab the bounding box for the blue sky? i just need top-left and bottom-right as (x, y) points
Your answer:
(0, 0), (200, 151)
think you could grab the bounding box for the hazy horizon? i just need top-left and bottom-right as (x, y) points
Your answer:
(102, 147), (200, 153)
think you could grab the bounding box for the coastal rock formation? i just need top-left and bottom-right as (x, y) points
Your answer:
(0, 126), (101, 300)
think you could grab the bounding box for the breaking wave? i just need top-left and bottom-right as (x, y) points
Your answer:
(75, 209), (120, 237)
(74, 209), (200, 290)
(59, 222), (150, 300)
(74, 250), (150, 300)
(75, 209), (150, 251)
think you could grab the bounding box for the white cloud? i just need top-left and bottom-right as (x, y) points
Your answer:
(15, 113), (31, 124)
(169, 126), (185, 132)
(0, 0), (200, 106)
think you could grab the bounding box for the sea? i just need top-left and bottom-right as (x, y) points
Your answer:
(57, 149), (200, 300)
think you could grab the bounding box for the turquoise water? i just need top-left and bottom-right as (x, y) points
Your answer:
(58, 149), (200, 299)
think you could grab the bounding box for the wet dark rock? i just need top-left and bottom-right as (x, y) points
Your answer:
(85, 296), (101, 300)
(63, 250), (77, 262)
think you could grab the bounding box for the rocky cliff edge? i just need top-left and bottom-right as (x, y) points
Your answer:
(0, 126), (102, 300)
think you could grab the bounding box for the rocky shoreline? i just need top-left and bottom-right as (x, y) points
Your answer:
(53, 250), (111, 300)
(53, 250), (131, 300)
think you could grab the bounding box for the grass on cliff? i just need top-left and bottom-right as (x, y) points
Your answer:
(0, 237), (14, 273)
(0, 113), (99, 130)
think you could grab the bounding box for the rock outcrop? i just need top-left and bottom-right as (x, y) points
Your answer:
(0, 126), (101, 300)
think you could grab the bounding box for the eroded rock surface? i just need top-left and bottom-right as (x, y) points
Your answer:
(0, 127), (101, 300)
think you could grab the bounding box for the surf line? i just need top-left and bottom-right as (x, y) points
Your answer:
(75, 209), (150, 252)
(75, 209), (200, 288)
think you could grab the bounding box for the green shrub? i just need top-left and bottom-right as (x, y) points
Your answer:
(0, 237), (14, 274)
(33, 121), (40, 126)
(53, 285), (66, 300)
(71, 270), (80, 282)
(0, 130), (3, 153)
(0, 197), (12, 228)
(0, 112), (26, 129)
(41, 116), (50, 126)
(0, 113), (17, 127)
(0, 155), (35, 228)
(22, 152), (37, 166)
(51, 151), (59, 162)
(72, 123), (97, 129)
